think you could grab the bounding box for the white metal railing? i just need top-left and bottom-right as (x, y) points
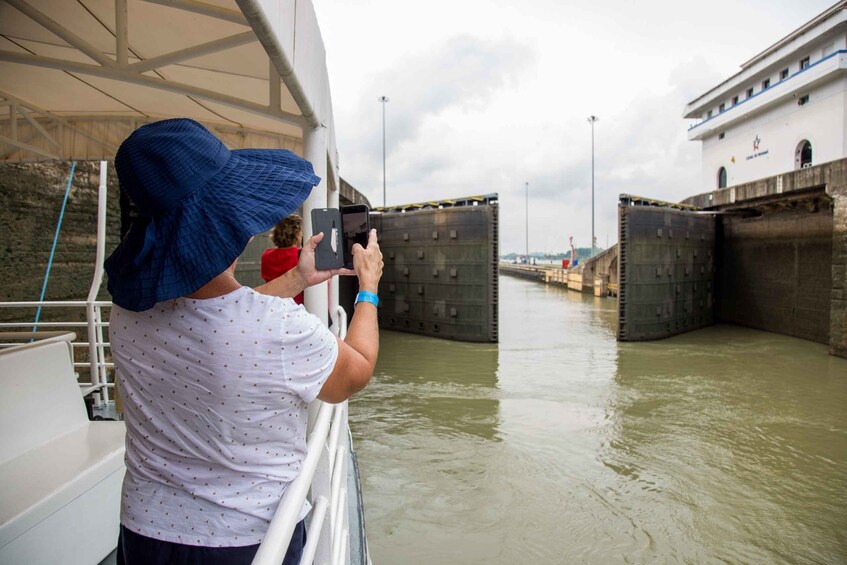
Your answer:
(0, 300), (114, 398)
(0, 301), (114, 400)
(253, 305), (353, 565)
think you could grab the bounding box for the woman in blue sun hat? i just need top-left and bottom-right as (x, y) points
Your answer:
(106, 118), (383, 565)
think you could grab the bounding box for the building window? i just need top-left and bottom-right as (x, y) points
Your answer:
(800, 56), (810, 69)
(798, 94), (810, 106)
(780, 68), (789, 80)
(732, 95), (739, 105)
(707, 110), (713, 119)
(747, 87), (755, 98)
(795, 140), (812, 169)
(718, 167), (727, 189)
(762, 78), (771, 89)
(719, 103), (725, 113)
(719, 132), (725, 140)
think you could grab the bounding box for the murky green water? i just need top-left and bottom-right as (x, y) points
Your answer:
(349, 275), (847, 564)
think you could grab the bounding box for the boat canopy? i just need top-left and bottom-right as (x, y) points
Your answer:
(0, 0), (337, 176)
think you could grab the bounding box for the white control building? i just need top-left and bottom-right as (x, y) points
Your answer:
(684, 1), (847, 190)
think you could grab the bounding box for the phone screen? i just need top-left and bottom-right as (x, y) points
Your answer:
(341, 205), (369, 269)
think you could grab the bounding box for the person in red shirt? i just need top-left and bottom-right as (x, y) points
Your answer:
(261, 214), (304, 304)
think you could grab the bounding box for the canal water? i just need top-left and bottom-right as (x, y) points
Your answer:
(349, 275), (847, 564)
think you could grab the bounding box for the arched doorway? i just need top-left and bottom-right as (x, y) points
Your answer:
(717, 166), (727, 188)
(795, 140), (813, 169)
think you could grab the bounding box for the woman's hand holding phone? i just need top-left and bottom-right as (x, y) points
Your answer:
(255, 230), (365, 299)
(297, 231), (355, 287)
(351, 229), (383, 292)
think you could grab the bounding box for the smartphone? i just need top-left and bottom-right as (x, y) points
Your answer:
(311, 208), (343, 270)
(341, 204), (370, 269)
(311, 205), (370, 270)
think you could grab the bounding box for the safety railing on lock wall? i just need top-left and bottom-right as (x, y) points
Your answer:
(253, 305), (357, 565)
(0, 161), (114, 407)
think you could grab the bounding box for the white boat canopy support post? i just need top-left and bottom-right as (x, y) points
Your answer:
(85, 161), (110, 404)
(0, 1), (364, 563)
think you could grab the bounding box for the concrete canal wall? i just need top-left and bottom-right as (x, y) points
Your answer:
(0, 162), (121, 324)
(580, 245), (618, 296)
(832, 171), (847, 358)
(716, 204), (833, 345)
(683, 159), (846, 357)
(498, 263), (547, 281)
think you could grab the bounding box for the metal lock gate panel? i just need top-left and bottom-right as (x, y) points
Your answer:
(618, 199), (715, 341)
(371, 202), (499, 343)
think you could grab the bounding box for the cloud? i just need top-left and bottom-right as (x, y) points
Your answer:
(494, 57), (726, 253)
(375, 35), (531, 142)
(334, 40), (727, 253)
(319, 0), (835, 255)
(341, 34), (534, 176)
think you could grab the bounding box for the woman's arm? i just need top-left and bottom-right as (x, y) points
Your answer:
(254, 231), (353, 298)
(318, 229), (383, 403)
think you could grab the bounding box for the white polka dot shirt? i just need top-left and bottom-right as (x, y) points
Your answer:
(110, 287), (338, 547)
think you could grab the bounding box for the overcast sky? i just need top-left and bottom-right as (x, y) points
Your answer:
(313, 0), (836, 255)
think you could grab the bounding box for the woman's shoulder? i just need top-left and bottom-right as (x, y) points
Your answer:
(243, 289), (331, 342)
(242, 287), (300, 311)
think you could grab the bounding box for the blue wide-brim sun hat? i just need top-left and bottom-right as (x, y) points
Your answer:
(104, 118), (320, 312)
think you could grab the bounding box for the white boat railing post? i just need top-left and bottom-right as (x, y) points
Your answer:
(339, 423), (352, 565)
(328, 413), (344, 532)
(251, 401), (333, 565)
(86, 161), (109, 405)
(95, 304), (109, 402)
(331, 307), (350, 565)
(307, 415), (334, 565)
(335, 305), (347, 341)
(330, 450), (347, 564)
(300, 494), (329, 564)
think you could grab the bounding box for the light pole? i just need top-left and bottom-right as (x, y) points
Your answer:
(587, 115), (598, 258)
(379, 96), (389, 207)
(525, 181), (529, 263)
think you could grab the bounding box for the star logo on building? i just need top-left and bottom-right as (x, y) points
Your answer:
(753, 135), (761, 151)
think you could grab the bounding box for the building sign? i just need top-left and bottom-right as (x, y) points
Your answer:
(746, 134), (769, 160)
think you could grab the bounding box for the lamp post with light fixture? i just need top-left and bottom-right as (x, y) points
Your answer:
(525, 181), (529, 263)
(587, 115), (599, 257)
(379, 96), (389, 207)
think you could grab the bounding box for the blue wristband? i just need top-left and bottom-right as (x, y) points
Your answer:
(354, 290), (379, 308)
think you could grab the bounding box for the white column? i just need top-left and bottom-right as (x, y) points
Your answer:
(327, 157), (340, 331)
(304, 127), (329, 444)
(86, 161), (108, 404)
(302, 126), (329, 326)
